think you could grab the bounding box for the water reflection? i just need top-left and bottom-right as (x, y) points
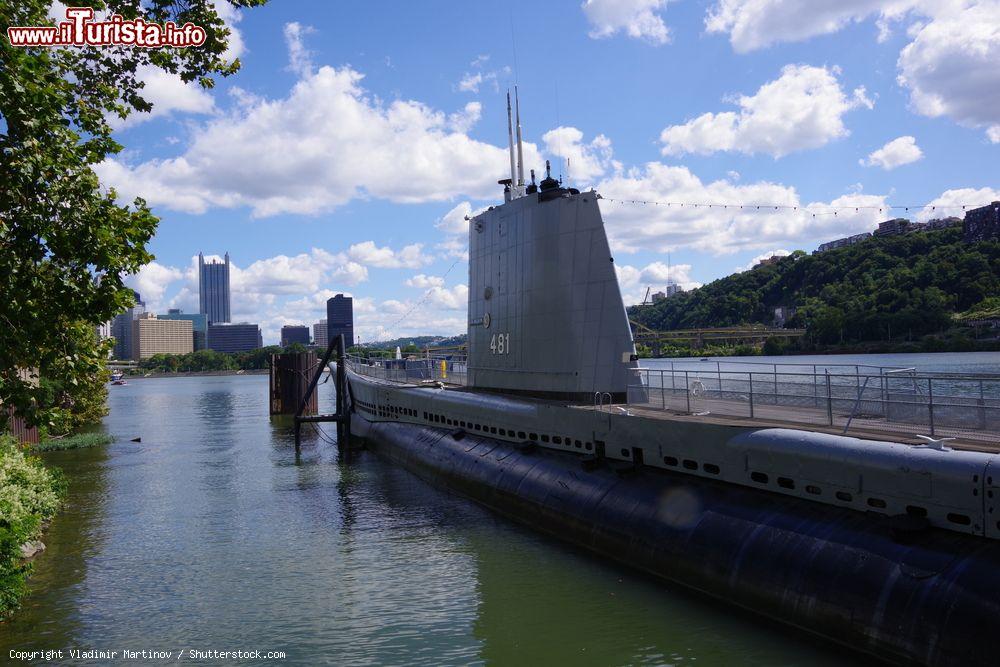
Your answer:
(0, 374), (853, 666)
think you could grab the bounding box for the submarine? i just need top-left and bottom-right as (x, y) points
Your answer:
(344, 91), (1000, 665)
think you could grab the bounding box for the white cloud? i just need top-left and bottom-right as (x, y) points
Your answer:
(917, 187), (1000, 221)
(458, 72), (484, 93)
(347, 242), (433, 269)
(739, 249), (791, 272)
(426, 284), (469, 310)
(330, 261), (368, 286)
(861, 135), (923, 169)
(448, 102), (482, 133)
(705, 0), (923, 53)
(97, 62), (543, 216)
(659, 65), (873, 158)
(597, 162), (888, 254)
(284, 22), (316, 78)
(436, 202), (473, 235)
(704, 2), (1000, 141)
(123, 261), (184, 312)
(897, 2), (1000, 142)
(542, 127), (620, 186)
(582, 0), (674, 44)
(113, 66), (216, 129)
(436, 237), (469, 261)
(615, 261), (700, 305)
(406, 274), (445, 289)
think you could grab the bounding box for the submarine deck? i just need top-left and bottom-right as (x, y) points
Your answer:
(575, 401), (999, 452)
(344, 357), (1000, 451)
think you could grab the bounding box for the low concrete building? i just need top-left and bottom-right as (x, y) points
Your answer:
(926, 217), (961, 230)
(874, 218), (910, 237)
(963, 202), (1000, 243)
(816, 232), (871, 253)
(158, 309), (208, 351)
(131, 314), (193, 360)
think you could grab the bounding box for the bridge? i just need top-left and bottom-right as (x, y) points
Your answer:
(628, 320), (806, 353)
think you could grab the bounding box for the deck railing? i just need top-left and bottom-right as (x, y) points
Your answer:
(627, 362), (1000, 443)
(345, 354), (1000, 443)
(345, 352), (468, 386)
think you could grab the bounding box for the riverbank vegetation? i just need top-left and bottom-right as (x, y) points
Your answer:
(28, 433), (114, 453)
(0, 436), (66, 617)
(629, 228), (1000, 355)
(137, 344), (312, 374)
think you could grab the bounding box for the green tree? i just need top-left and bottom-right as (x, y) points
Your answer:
(1, 0), (265, 430)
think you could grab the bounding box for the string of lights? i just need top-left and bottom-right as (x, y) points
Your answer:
(600, 197), (991, 217)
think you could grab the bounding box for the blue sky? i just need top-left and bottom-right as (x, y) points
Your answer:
(105, 0), (1000, 344)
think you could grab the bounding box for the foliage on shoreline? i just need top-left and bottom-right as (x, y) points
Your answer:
(137, 344), (315, 374)
(1, 1), (265, 434)
(0, 435), (65, 617)
(630, 229), (1000, 349)
(29, 433), (114, 453)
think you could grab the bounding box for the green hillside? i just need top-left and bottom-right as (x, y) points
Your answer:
(629, 227), (1000, 351)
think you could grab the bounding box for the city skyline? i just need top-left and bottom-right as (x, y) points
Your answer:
(116, 1), (999, 345)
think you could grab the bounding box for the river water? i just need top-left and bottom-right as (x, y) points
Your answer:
(8, 352), (995, 665)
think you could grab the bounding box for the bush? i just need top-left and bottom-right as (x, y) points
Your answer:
(0, 435), (65, 617)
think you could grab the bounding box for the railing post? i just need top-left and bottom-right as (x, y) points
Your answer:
(748, 372), (755, 418)
(928, 378), (935, 436)
(685, 370), (691, 414)
(813, 364), (818, 408)
(826, 370), (833, 426)
(979, 379), (987, 430)
(661, 370), (666, 409)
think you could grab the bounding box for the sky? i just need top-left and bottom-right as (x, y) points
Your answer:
(102, 0), (1000, 345)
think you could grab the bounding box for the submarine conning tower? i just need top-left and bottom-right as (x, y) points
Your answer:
(467, 157), (640, 402)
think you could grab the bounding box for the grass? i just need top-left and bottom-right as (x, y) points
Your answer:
(29, 433), (114, 452)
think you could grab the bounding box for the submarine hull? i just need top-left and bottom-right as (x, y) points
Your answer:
(352, 415), (1000, 666)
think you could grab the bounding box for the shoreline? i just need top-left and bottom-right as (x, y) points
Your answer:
(125, 369), (270, 379)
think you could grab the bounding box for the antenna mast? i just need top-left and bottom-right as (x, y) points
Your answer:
(515, 86), (525, 189)
(506, 91), (517, 197)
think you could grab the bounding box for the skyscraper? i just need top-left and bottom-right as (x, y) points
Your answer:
(199, 252), (231, 325)
(326, 294), (354, 348)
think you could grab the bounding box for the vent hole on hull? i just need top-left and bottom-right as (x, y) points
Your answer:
(805, 485), (821, 495)
(948, 513), (971, 526)
(836, 491), (853, 502)
(867, 498), (887, 509)
(682, 459), (698, 470)
(906, 505), (928, 518)
(777, 477), (795, 489)
(703, 463), (720, 475)
(750, 472), (768, 484)
(664, 456), (678, 467)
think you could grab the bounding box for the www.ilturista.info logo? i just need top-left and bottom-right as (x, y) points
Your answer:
(7, 7), (207, 48)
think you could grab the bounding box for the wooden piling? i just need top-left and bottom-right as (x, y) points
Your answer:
(269, 352), (318, 416)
